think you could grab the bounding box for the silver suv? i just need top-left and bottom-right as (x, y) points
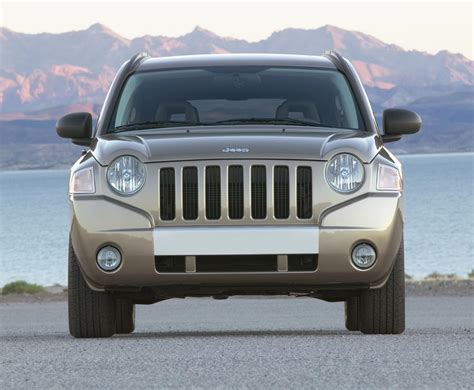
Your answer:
(57, 52), (421, 337)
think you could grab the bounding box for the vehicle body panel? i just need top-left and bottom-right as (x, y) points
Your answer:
(66, 53), (406, 299)
(69, 152), (403, 294)
(92, 128), (380, 166)
(70, 189), (402, 291)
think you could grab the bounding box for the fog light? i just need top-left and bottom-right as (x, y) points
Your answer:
(352, 243), (377, 269)
(97, 246), (122, 272)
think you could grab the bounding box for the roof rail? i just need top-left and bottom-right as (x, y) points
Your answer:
(323, 50), (346, 71)
(126, 52), (149, 72)
(323, 50), (375, 132)
(323, 50), (358, 84)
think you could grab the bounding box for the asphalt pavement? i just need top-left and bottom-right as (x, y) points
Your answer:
(1, 296), (473, 389)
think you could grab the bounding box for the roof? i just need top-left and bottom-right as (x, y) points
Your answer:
(137, 53), (336, 72)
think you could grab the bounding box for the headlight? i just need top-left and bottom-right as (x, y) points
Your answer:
(107, 155), (146, 195)
(377, 164), (402, 191)
(325, 153), (364, 193)
(70, 167), (95, 194)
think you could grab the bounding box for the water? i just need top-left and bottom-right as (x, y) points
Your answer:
(0, 153), (473, 286)
(400, 153), (473, 278)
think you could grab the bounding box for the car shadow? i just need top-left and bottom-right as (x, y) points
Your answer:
(0, 329), (357, 341)
(4, 328), (440, 340)
(114, 329), (358, 339)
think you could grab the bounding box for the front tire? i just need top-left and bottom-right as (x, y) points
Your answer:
(68, 240), (116, 338)
(358, 238), (405, 334)
(344, 296), (360, 331)
(115, 300), (135, 334)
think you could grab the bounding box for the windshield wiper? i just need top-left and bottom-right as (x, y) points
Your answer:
(210, 118), (334, 128)
(114, 118), (336, 132)
(115, 120), (201, 132)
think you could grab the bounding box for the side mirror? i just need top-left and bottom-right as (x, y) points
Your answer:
(56, 112), (93, 146)
(382, 108), (421, 142)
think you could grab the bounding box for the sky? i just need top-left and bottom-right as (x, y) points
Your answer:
(1, 0), (473, 59)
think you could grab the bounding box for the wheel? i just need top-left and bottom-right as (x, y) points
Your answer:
(344, 296), (360, 331)
(359, 237), (405, 334)
(68, 239), (116, 338)
(115, 300), (135, 334)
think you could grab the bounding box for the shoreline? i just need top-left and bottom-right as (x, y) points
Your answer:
(1, 279), (471, 303)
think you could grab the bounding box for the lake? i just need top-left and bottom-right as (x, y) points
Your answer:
(0, 153), (473, 286)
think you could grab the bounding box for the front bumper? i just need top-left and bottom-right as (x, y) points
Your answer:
(70, 192), (403, 292)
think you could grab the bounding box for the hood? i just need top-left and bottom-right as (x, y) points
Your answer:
(91, 126), (381, 166)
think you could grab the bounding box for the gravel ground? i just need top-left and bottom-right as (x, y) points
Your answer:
(1, 296), (473, 389)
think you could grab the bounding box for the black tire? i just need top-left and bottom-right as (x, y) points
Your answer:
(344, 296), (360, 331)
(115, 300), (135, 334)
(68, 240), (116, 338)
(359, 238), (405, 334)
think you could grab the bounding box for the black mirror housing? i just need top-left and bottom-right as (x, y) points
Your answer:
(382, 108), (421, 142)
(56, 112), (93, 146)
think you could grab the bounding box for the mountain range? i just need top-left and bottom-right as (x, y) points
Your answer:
(0, 23), (473, 169)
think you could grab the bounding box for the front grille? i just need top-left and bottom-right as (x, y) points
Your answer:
(196, 255), (277, 272)
(251, 166), (267, 219)
(274, 166), (289, 219)
(155, 256), (185, 272)
(155, 254), (318, 273)
(160, 168), (175, 221)
(288, 254), (318, 271)
(297, 166), (312, 219)
(158, 162), (314, 223)
(206, 166), (221, 220)
(228, 166), (244, 219)
(182, 167), (198, 220)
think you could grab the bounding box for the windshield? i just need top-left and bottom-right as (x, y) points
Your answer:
(110, 67), (364, 132)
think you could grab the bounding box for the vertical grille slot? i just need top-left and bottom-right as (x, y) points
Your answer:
(297, 166), (313, 219)
(182, 167), (198, 220)
(274, 166), (289, 219)
(160, 168), (175, 220)
(206, 166), (221, 220)
(228, 165), (244, 219)
(251, 166), (267, 219)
